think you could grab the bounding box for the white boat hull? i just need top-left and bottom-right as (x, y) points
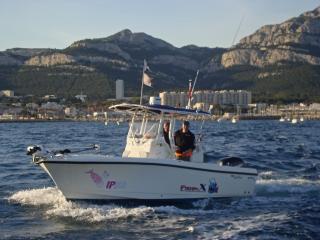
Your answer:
(38, 154), (257, 200)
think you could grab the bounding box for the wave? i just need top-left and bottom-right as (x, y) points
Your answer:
(7, 187), (236, 224)
(197, 213), (290, 240)
(256, 174), (320, 194)
(8, 187), (155, 223)
(8, 173), (320, 224)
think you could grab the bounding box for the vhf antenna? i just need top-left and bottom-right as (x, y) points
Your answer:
(231, 14), (245, 46)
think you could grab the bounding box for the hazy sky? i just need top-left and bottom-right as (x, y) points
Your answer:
(0, 0), (319, 51)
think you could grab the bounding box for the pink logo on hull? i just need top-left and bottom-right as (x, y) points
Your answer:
(86, 169), (126, 190)
(85, 169), (103, 184)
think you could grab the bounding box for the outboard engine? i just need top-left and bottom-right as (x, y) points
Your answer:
(217, 157), (244, 167)
(27, 145), (43, 155)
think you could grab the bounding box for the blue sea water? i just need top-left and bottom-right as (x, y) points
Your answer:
(0, 120), (319, 239)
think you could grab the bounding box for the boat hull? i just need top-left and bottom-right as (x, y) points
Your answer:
(38, 155), (257, 200)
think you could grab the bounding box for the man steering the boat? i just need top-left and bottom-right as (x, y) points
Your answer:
(174, 121), (195, 161)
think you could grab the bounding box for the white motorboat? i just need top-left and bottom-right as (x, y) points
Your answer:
(279, 117), (285, 122)
(291, 118), (298, 124)
(231, 117), (238, 124)
(27, 103), (257, 201)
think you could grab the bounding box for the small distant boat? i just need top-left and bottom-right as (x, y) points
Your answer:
(279, 117), (285, 122)
(300, 117), (304, 122)
(291, 118), (298, 124)
(104, 112), (108, 126)
(231, 117), (237, 124)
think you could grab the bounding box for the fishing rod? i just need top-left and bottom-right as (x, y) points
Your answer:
(54, 144), (100, 154)
(27, 144), (100, 156)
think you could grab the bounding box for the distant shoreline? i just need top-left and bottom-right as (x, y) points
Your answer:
(1, 117), (319, 123)
(0, 119), (75, 123)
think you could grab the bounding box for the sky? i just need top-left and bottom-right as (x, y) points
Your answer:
(0, 0), (319, 51)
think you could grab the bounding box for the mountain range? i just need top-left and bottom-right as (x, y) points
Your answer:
(0, 6), (320, 102)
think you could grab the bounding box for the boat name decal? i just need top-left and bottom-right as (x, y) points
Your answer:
(180, 184), (206, 192)
(106, 180), (126, 190)
(85, 169), (126, 190)
(180, 179), (219, 193)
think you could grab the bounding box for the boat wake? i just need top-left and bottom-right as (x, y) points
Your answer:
(8, 187), (155, 223)
(256, 171), (320, 195)
(8, 172), (320, 223)
(196, 212), (291, 240)
(7, 187), (228, 222)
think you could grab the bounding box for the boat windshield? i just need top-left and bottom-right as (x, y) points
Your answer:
(128, 120), (159, 139)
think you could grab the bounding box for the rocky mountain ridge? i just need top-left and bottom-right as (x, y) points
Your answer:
(221, 6), (320, 67)
(0, 7), (319, 102)
(2, 7), (320, 70)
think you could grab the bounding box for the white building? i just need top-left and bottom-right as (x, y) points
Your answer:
(65, 107), (77, 117)
(26, 103), (39, 109)
(159, 90), (252, 110)
(41, 102), (63, 111)
(309, 103), (320, 110)
(1, 90), (14, 97)
(75, 93), (87, 102)
(43, 95), (57, 100)
(116, 79), (124, 99)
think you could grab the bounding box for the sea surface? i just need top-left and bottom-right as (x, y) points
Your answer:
(0, 120), (319, 239)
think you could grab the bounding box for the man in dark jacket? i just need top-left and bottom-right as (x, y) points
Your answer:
(174, 121), (195, 161)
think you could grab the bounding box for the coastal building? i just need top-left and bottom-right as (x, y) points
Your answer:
(1, 90), (14, 97)
(39, 102), (64, 119)
(310, 103), (320, 110)
(75, 92), (87, 102)
(43, 95), (57, 100)
(159, 90), (252, 110)
(26, 103), (39, 109)
(64, 107), (78, 117)
(116, 79), (124, 99)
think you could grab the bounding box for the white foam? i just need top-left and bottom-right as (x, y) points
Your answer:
(8, 187), (66, 206)
(154, 205), (224, 216)
(8, 187), (229, 224)
(256, 177), (320, 194)
(8, 187), (154, 223)
(198, 213), (290, 240)
(186, 226), (194, 233)
(221, 213), (289, 239)
(259, 171), (277, 178)
(192, 198), (211, 208)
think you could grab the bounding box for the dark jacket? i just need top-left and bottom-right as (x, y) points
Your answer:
(174, 129), (195, 152)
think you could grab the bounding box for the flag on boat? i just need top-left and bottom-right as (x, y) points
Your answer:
(143, 60), (152, 87)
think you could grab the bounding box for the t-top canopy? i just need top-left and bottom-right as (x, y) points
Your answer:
(109, 103), (210, 116)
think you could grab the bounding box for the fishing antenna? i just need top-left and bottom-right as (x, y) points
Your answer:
(231, 14), (245, 46)
(187, 70), (200, 109)
(191, 69), (199, 97)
